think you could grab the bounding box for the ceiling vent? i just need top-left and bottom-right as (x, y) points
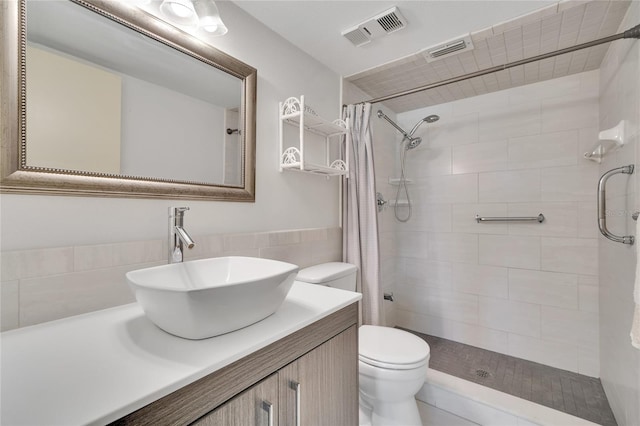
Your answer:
(341, 7), (407, 47)
(422, 34), (474, 62)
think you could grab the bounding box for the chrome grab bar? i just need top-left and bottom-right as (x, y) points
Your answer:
(597, 165), (635, 245)
(475, 214), (544, 223)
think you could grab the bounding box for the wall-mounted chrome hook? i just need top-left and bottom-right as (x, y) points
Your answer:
(598, 165), (635, 245)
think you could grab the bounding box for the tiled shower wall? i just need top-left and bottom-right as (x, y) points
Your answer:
(0, 227), (341, 331)
(598, 1), (640, 424)
(386, 69), (601, 376)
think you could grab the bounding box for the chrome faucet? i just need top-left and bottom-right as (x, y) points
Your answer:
(169, 207), (195, 263)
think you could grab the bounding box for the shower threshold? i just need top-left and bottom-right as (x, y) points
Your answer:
(402, 329), (617, 426)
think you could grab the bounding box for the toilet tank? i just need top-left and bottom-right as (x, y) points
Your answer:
(296, 262), (358, 291)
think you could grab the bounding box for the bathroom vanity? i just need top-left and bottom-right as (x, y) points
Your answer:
(0, 282), (361, 425)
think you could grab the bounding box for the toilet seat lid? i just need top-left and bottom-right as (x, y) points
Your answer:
(359, 326), (429, 369)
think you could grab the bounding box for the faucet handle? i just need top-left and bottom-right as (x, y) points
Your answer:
(170, 206), (190, 216)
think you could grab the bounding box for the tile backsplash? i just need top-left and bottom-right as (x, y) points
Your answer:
(0, 227), (342, 331)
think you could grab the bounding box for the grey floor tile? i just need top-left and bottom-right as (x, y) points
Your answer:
(399, 329), (617, 426)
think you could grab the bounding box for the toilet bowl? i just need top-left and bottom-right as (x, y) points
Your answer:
(296, 262), (431, 426)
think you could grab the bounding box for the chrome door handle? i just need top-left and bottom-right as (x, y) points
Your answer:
(262, 400), (274, 426)
(597, 165), (635, 245)
(291, 381), (301, 426)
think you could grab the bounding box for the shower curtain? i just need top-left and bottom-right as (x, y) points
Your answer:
(342, 103), (383, 326)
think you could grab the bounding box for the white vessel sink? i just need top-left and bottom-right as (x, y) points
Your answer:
(126, 256), (299, 339)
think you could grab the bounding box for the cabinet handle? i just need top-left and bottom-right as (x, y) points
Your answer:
(290, 381), (301, 426)
(262, 400), (274, 426)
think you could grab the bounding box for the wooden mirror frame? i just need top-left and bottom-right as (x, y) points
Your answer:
(0, 0), (256, 201)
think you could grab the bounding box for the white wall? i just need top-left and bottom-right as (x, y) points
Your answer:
(0, 1), (343, 252)
(0, 3), (344, 329)
(387, 70), (601, 376)
(598, 2), (640, 424)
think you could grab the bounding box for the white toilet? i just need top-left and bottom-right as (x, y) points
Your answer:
(296, 262), (430, 426)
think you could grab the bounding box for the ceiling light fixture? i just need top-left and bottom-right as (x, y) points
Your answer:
(193, 0), (228, 36)
(159, 0), (198, 28)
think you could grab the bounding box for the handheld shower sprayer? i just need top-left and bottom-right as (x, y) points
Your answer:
(376, 110), (441, 222)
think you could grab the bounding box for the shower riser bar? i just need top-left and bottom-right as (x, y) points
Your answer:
(364, 24), (640, 105)
(475, 214), (544, 223)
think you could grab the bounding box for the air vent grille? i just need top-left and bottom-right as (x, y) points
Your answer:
(342, 7), (407, 47)
(377, 11), (404, 33)
(422, 34), (475, 62)
(430, 39), (467, 57)
(342, 28), (371, 47)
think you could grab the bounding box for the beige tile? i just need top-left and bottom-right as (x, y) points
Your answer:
(399, 203), (452, 233)
(479, 169), (541, 203)
(508, 130), (578, 170)
(19, 265), (139, 327)
(300, 228), (329, 243)
(1, 280), (20, 331)
(453, 140), (508, 174)
(453, 264), (508, 298)
(396, 231), (429, 259)
(74, 244), (115, 272)
(578, 275), (599, 313)
(258, 245), (312, 268)
(479, 235), (540, 270)
(453, 203), (508, 234)
(541, 237), (598, 275)
(507, 334), (578, 373)
(265, 230), (302, 246)
(396, 284), (479, 325)
(508, 202), (578, 237)
(415, 174), (478, 204)
(185, 235), (223, 260)
(397, 258), (452, 289)
(1, 247), (74, 281)
(113, 240), (165, 266)
(541, 91), (599, 133)
(577, 201), (598, 238)
(409, 146), (452, 178)
(223, 233), (260, 251)
(541, 165), (599, 202)
(478, 101), (541, 143)
(508, 269), (578, 309)
(478, 297), (541, 337)
(428, 233), (478, 264)
(310, 238), (342, 266)
(541, 305), (599, 347)
(578, 345), (600, 378)
(395, 309), (508, 354)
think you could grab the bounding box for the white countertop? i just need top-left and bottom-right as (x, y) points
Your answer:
(0, 282), (361, 426)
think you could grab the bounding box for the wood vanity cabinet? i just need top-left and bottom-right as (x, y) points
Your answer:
(112, 303), (359, 426)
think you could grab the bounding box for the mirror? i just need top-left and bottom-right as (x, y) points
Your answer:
(1, 0), (256, 201)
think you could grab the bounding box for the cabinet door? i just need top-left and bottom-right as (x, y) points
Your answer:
(278, 325), (358, 426)
(192, 373), (279, 426)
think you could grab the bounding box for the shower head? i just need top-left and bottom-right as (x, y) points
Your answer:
(408, 114), (440, 137)
(377, 109), (440, 150)
(406, 137), (422, 150)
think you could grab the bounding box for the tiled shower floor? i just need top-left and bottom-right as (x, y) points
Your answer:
(402, 329), (617, 426)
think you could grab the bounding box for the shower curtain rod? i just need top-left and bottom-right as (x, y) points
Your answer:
(364, 24), (640, 105)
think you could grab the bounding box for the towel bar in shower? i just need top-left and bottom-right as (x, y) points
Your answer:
(475, 214), (545, 223)
(598, 164), (635, 245)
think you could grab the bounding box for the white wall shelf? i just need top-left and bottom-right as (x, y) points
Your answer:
(279, 96), (349, 177)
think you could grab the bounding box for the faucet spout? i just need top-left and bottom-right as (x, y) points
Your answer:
(169, 207), (195, 263)
(175, 226), (195, 249)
